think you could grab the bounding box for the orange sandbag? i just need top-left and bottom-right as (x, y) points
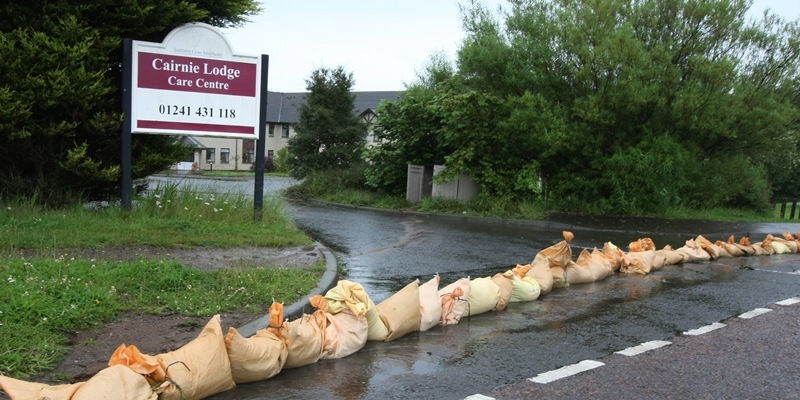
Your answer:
(321, 309), (368, 359)
(525, 258), (554, 294)
(620, 250), (655, 275)
(716, 240), (744, 257)
(281, 311), (326, 368)
(155, 315), (236, 400)
(574, 248), (613, 282)
(629, 238), (656, 252)
(696, 235), (730, 259)
(602, 242), (625, 271)
(512, 263), (531, 278)
(439, 278), (471, 325)
(507, 271), (540, 302)
(224, 327), (287, 383)
(72, 364), (156, 400)
(660, 245), (687, 265)
(418, 275), (442, 331)
(490, 273), (513, 311)
(108, 344), (165, 385)
(566, 257), (593, 285)
(533, 231), (574, 289)
(466, 277), (501, 316)
(377, 280), (421, 342)
(678, 240), (712, 262)
(0, 375), (83, 400)
(734, 236), (756, 256)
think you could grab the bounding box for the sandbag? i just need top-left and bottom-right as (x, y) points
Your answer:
(156, 315), (236, 400)
(533, 231), (574, 289)
(490, 273), (513, 311)
(660, 245), (687, 265)
(377, 280), (421, 342)
(224, 327), (287, 383)
(695, 235), (729, 259)
(629, 238), (656, 252)
(108, 344), (165, 385)
(781, 232), (800, 253)
(716, 240), (744, 257)
(575, 248), (614, 282)
(620, 250), (655, 275)
(321, 309), (368, 359)
(466, 277), (501, 317)
(525, 258), (554, 294)
(281, 311), (326, 369)
(418, 275), (442, 332)
(323, 280), (387, 341)
(602, 242), (625, 271)
(438, 278), (471, 325)
(677, 240), (712, 262)
(507, 271), (540, 302)
(734, 237), (756, 256)
(767, 234), (793, 254)
(652, 249), (668, 270)
(72, 365), (156, 400)
(566, 257), (593, 285)
(0, 375), (83, 400)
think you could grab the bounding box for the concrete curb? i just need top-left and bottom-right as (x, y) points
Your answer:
(236, 242), (339, 337)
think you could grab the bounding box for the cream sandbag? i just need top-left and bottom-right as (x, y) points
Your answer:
(507, 271), (540, 302)
(224, 327), (287, 384)
(466, 277), (501, 316)
(321, 309), (368, 359)
(376, 280), (421, 342)
(418, 275), (442, 331)
(72, 364), (156, 400)
(438, 278), (471, 325)
(0, 375), (83, 400)
(156, 315), (236, 400)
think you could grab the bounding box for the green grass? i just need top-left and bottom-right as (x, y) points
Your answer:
(0, 257), (325, 378)
(0, 184), (322, 379)
(1, 184), (310, 250)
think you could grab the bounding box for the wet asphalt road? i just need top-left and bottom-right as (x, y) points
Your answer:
(152, 176), (800, 400)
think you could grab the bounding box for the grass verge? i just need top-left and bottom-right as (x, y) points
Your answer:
(0, 183), (322, 378)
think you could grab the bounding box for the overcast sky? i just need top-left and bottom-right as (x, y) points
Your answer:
(223, 0), (800, 93)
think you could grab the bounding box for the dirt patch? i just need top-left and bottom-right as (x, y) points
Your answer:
(11, 245), (324, 386)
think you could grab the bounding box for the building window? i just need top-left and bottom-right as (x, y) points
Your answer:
(242, 140), (255, 163)
(221, 148), (230, 164)
(281, 124), (290, 138)
(373, 125), (384, 143)
(206, 149), (215, 163)
(267, 150), (274, 158)
(268, 124), (275, 137)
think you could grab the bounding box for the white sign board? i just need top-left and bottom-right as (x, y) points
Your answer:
(130, 23), (260, 139)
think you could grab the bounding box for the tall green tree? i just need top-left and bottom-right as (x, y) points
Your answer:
(0, 0), (259, 205)
(376, 0), (800, 213)
(287, 66), (367, 179)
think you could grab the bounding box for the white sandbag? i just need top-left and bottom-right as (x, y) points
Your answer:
(508, 272), (541, 302)
(418, 275), (442, 331)
(438, 278), (471, 325)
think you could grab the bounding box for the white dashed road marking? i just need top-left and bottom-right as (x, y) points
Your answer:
(738, 308), (772, 319)
(776, 297), (800, 306)
(528, 360), (605, 384)
(683, 322), (726, 336)
(464, 395), (495, 400)
(615, 340), (672, 356)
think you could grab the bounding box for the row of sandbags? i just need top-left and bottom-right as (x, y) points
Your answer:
(3, 230), (797, 400)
